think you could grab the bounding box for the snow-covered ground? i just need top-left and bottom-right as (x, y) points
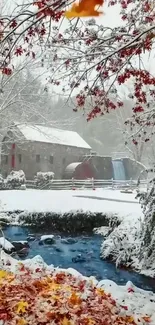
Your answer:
(0, 189), (148, 277)
(0, 251), (154, 325)
(0, 188), (142, 220)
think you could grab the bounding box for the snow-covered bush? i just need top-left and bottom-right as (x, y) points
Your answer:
(34, 171), (54, 189)
(101, 182), (155, 276)
(100, 218), (142, 269)
(0, 174), (5, 190)
(6, 170), (26, 189)
(138, 178), (155, 272)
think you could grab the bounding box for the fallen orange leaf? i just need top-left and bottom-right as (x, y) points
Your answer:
(142, 316), (151, 322)
(69, 292), (81, 305)
(126, 316), (135, 323)
(16, 301), (28, 314)
(0, 270), (14, 284)
(87, 318), (96, 324)
(64, 0), (104, 18)
(17, 318), (27, 325)
(61, 316), (73, 325)
(96, 288), (105, 296)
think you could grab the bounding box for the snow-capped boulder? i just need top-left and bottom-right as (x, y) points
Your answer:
(0, 237), (15, 253)
(27, 235), (36, 241)
(39, 235), (55, 245)
(12, 241), (29, 251)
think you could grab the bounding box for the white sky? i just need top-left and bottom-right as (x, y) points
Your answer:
(1, 0), (155, 98)
(2, 0), (122, 26)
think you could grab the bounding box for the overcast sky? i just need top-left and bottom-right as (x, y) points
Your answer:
(1, 0), (155, 98)
(2, 0), (122, 27)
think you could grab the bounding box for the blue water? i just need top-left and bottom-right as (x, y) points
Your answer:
(4, 226), (155, 292)
(112, 160), (126, 180)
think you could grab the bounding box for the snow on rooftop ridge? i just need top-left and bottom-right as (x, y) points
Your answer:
(16, 124), (91, 149)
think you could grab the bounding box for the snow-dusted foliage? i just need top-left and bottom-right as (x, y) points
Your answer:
(137, 179), (155, 271)
(0, 174), (5, 190)
(100, 182), (155, 275)
(6, 170), (26, 189)
(34, 171), (54, 189)
(100, 217), (143, 269)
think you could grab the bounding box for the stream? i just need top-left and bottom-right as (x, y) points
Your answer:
(4, 226), (155, 292)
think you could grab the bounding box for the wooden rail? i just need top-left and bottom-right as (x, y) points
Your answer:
(26, 178), (147, 190)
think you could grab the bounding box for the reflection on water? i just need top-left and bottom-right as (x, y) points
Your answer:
(4, 226), (155, 292)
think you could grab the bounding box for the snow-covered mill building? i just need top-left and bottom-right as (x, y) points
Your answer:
(1, 123), (91, 179)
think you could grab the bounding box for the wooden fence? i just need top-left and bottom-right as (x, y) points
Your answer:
(26, 178), (147, 190)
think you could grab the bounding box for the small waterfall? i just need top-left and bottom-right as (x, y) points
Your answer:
(112, 159), (126, 180)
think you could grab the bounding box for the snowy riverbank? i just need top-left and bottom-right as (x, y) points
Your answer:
(0, 251), (154, 325)
(0, 188), (148, 275)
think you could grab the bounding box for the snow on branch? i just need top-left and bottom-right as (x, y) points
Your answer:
(0, 0), (155, 144)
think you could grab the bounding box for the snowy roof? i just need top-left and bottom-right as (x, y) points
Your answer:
(16, 124), (91, 149)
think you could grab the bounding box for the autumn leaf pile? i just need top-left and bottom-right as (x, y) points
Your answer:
(0, 264), (146, 325)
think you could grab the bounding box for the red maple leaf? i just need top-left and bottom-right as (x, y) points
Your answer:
(19, 264), (25, 272)
(121, 305), (128, 310)
(2, 67), (12, 75)
(33, 1), (46, 9)
(14, 47), (23, 56)
(10, 20), (17, 28)
(128, 287), (134, 293)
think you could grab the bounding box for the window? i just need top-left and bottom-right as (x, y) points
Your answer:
(36, 154), (40, 163)
(63, 157), (66, 165)
(18, 154), (22, 163)
(50, 155), (54, 164)
(4, 155), (8, 164)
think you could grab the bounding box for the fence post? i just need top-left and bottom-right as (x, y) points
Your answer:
(92, 177), (95, 190)
(111, 178), (114, 189)
(130, 178), (132, 190)
(72, 177), (75, 190)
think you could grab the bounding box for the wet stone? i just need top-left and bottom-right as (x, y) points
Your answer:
(27, 236), (36, 241)
(53, 246), (63, 253)
(12, 241), (29, 251)
(17, 247), (29, 258)
(61, 238), (77, 245)
(72, 254), (86, 263)
(44, 238), (55, 245)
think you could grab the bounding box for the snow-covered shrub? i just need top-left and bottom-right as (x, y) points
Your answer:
(138, 178), (155, 272)
(100, 217), (142, 269)
(34, 171), (54, 189)
(0, 174), (5, 190)
(20, 184), (26, 190)
(6, 170), (26, 189)
(99, 184), (155, 275)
